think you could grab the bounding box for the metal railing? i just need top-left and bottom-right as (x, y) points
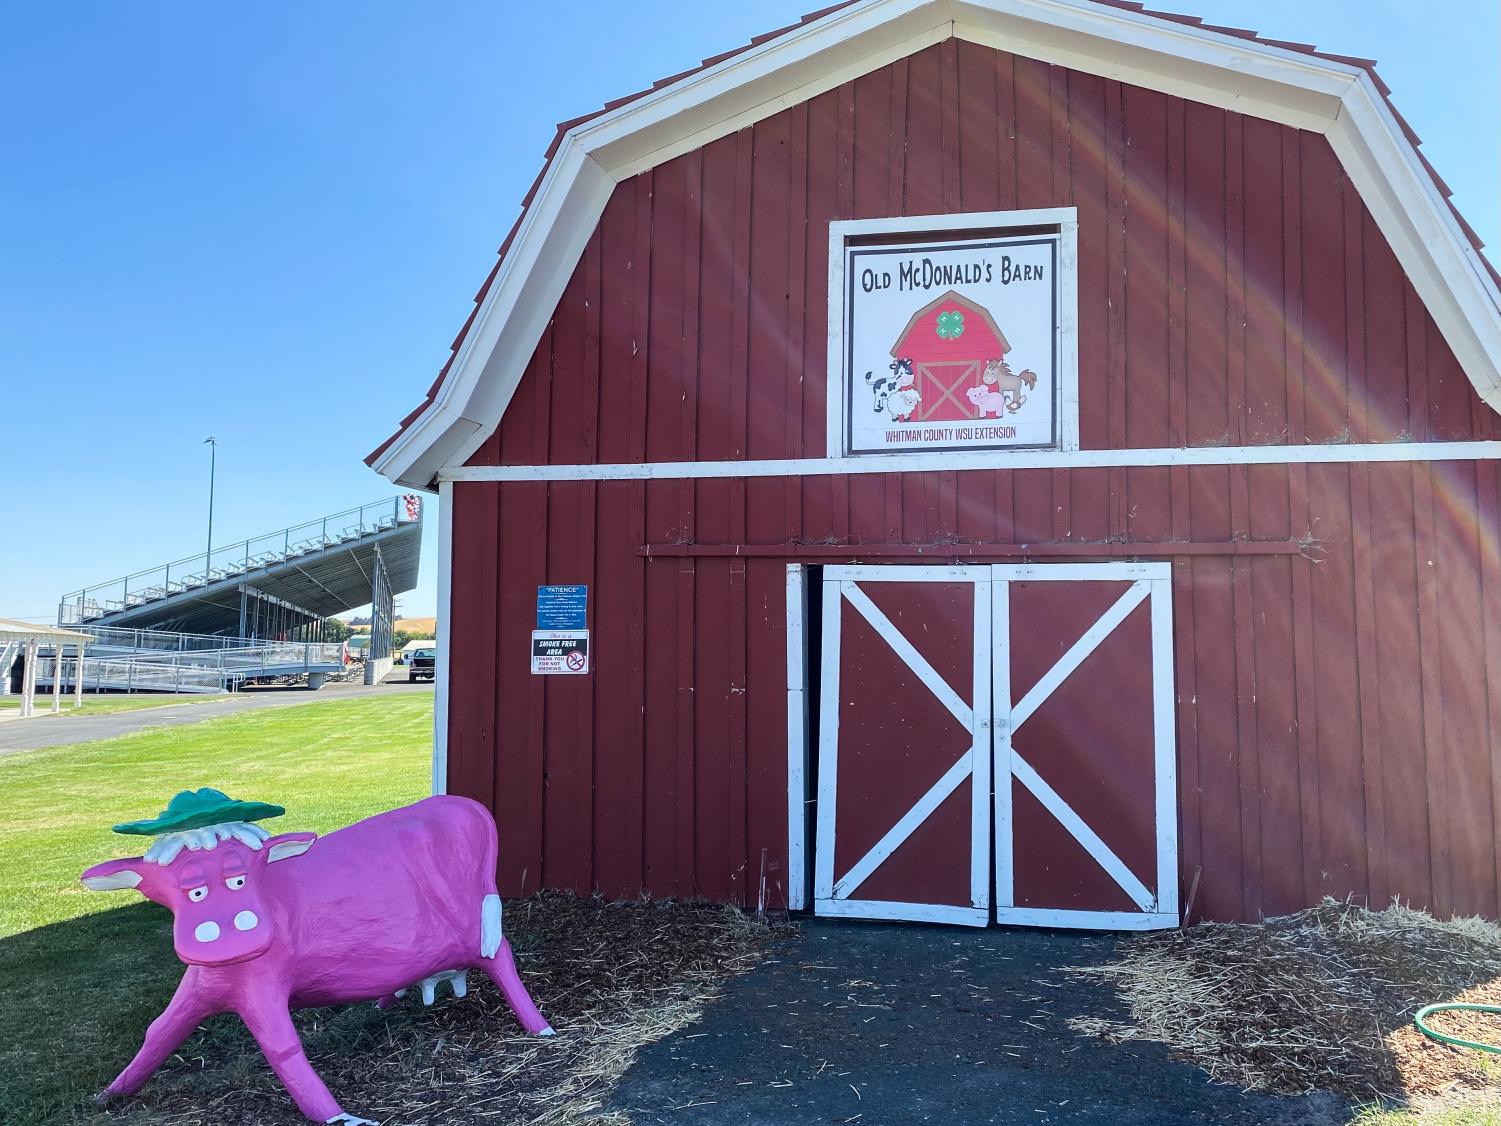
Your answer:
(119, 642), (345, 674)
(34, 656), (229, 695)
(74, 625), (269, 653)
(58, 496), (422, 626)
(33, 638), (346, 694)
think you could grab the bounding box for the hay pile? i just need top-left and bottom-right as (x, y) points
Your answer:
(95, 893), (784, 1125)
(1067, 899), (1501, 1103)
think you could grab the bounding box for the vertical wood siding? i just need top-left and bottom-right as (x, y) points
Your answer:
(449, 41), (1501, 922)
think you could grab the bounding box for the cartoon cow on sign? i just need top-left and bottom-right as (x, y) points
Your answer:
(865, 357), (921, 422)
(81, 788), (552, 1124)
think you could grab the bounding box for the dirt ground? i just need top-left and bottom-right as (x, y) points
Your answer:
(71, 898), (1500, 1125)
(83, 894), (782, 1126)
(607, 919), (1348, 1125)
(1066, 901), (1501, 1104)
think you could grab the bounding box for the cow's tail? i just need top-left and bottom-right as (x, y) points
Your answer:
(481, 894), (502, 959)
(472, 798), (503, 959)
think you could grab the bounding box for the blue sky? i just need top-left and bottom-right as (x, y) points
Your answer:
(2, 1), (1495, 624)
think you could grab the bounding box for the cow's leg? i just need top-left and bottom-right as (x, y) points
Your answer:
(477, 939), (553, 1036)
(98, 973), (214, 1102)
(239, 997), (367, 1124)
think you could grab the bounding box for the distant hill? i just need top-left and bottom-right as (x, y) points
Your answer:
(341, 616), (435, 637)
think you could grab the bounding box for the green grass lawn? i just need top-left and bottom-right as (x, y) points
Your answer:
(0, 694), (217, 716)
(0, 693), (431, 1123)
(1353, 1090), (1501, 1125)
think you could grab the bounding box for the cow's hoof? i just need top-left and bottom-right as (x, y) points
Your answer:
(537, 1025), (556, 1037)
(325, 1114), (378, 1125)
(93, 1090), (114, 1107)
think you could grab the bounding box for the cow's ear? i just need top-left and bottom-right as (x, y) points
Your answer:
(81, 857), (146, 892)
(265, 832), (317, 864)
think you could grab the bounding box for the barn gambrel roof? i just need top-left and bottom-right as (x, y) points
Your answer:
(369, 0), (1501, 489)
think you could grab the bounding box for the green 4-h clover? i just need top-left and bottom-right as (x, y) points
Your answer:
(935, 310), (965, 340)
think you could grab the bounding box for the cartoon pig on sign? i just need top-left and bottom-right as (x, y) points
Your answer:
(81, 788), (552, 1124)
(965, 384), (1006, 418)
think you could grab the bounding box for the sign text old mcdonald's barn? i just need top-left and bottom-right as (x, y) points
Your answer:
(372, 1), (1501, 927)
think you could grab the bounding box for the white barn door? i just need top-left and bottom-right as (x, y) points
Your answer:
(992, 563), (1178, 930)
(813, 566), (992, 925)
(807, 561), (1178, 930)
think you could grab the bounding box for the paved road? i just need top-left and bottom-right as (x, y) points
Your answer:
(610, 919), (1347, 1126)
(0, 674), (431, 755)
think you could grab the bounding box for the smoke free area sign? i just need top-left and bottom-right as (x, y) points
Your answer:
(531, 630), (590, 675)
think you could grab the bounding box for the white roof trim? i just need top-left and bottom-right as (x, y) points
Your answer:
(0, 618), (94, 644)
(372, 0), (1501, 489)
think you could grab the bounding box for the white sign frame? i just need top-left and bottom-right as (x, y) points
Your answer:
(827, 208), (1079, 460)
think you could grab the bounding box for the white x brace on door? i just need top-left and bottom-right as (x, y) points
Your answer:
(810, 562), (1177, 929)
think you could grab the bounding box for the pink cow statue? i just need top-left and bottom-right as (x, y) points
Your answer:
(81, 788), (553, 1124)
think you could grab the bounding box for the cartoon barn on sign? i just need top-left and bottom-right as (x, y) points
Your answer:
(370, 0), (1501, 932)
(885, 290), (1035, 422)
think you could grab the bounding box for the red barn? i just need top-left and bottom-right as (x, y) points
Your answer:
(370, 0), (1501, 929)
(890, 291), (1014, 422)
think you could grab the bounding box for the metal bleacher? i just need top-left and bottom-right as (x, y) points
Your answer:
(58, 497), (421, 633)
(32, 626), (349, 694)
(45, 496), (423, 693)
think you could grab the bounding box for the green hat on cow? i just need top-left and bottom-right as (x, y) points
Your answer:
(113, 787), (285, 836)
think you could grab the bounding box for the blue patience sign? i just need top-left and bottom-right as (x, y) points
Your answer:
(536, 585), (588, 630)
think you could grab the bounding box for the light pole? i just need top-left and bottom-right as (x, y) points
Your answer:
(204, 437), (217, 578)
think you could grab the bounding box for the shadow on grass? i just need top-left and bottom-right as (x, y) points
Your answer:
(0, 903), (426, 1126)
(0, 906), (465, 1126)
(0, 903), (182, 1125)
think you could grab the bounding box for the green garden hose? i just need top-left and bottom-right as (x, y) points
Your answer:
(1413, 1002), (1501, 1054)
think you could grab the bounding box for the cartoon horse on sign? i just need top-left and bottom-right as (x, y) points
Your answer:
(981, 358), (1038, 414)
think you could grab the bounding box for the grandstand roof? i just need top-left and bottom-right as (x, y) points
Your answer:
(58, 497), (423, 636)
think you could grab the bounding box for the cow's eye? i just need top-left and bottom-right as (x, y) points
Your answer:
(225, 875), (246, 891)
(187, 886), (208, 902)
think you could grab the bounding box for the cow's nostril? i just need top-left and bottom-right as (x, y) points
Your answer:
(233, 910), (259, 932)
(194, 921), (221, 943)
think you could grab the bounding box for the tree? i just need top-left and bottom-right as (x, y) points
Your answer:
(321, 618), (352, 643)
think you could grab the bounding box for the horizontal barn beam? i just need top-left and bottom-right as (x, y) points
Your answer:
(637, 541), (1305, 559)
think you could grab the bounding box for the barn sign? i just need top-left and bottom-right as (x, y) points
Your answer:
(830, 211), (1078, 457)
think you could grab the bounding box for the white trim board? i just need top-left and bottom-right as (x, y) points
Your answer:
(814, 898), (990, 926)
(372, 0), (1501, 490)
(431, 480), (454, 796)
(785, 564), (811, 912)
(991, 907), (1180, 931)
(442, 440), (1501, 483)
